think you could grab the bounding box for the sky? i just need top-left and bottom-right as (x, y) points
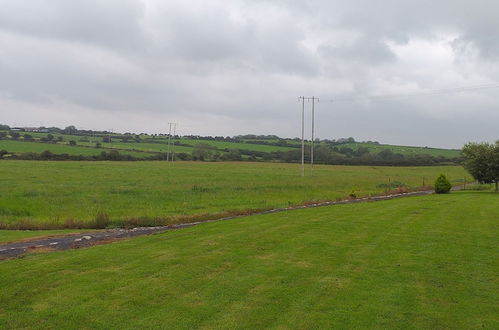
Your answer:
(0, 0), (498, 148)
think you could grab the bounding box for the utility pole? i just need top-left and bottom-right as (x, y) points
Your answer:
(311, 96), (316, 175)
(167, 123), (172, 161)
(298, 96), (319, 176)
(172, 123), (177, 162)
(299, 96), (305, 177)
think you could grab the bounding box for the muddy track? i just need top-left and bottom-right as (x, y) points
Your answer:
(0, 188), (447, 260)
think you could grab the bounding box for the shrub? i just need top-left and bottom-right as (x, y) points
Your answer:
(434, 174), (452, 194)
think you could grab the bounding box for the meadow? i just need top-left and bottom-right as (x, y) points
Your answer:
(340, 142), (462, 158)
(0, 160), (471, 228)
(0, 191), (497, 329)
(0, 140), (153, 158)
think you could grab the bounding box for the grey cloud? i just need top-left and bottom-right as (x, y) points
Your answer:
(318, 36), (396, 65)
(0, 0), (498, 148)
(0, 0), (147, 49)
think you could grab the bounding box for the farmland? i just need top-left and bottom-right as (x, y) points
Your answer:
(0, 130), (462, 163)
(0, 160), (470, 228)
(340, 142), (462, 158)
(0, 140), (151, 158)
(0, 191), (497, 328)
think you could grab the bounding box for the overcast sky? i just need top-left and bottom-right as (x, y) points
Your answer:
(1, 0), (498, 148)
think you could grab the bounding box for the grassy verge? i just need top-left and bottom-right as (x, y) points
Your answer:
(0, 191), (497, 328)
(0, 161), (471, 228)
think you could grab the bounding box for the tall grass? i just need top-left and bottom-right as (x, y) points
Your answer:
(0, 161), (471, 229)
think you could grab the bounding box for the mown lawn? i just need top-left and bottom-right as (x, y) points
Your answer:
(0, 161), (471, 227)
(0, 191), (497, 329)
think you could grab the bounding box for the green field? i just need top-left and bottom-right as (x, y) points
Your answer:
(0, 161), (471, 227)
(79, 141), (194, 154)
(179, 138), (297, 152)
(341, 142), (462, 158)
(0, 140), (154, 158)
(0, 191), (496, 328)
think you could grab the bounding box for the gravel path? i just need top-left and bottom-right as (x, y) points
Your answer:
(0, 189), (437, 260)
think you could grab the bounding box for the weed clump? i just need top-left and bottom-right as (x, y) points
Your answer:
(94, 212), (111, 229)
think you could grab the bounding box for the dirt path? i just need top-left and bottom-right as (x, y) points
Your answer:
(0, 189), (439, 260)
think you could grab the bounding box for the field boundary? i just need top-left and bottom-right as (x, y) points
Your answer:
(0, 188), (444, 260)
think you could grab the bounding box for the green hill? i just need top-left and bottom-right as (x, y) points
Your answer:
(0, 128), (462, 163)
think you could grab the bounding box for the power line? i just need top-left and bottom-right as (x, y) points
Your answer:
(321, 83), (499, 103)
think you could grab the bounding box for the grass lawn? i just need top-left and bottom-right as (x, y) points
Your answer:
(0, 161), (471, 227)
(0, 191), (497, 329)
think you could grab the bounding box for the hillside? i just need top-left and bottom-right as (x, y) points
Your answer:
(0, 127), (461, 164)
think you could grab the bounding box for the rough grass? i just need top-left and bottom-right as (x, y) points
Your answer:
(0, 161), (471, 228)
(0, 191), (497, 329)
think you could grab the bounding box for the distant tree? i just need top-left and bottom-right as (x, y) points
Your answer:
(0, 132), (7, 139)
(0, 124), (10, 130)
(176, 152), (191, 161)
(40, 150), (53, 160)
(225, 149), (242, 161)
(57, 136), (63, 142)
(0, 149), (8, 157)
(63, 125), (77, 135)
(355, 147), (370, 156)
(95, 142), (102, 148)
(11, 132), (20, 140)
(192, 143), (215, 161)
(23, 134), (34, 141)
(107, 150), (121, 160)
(68, 140), (77, 146)
(462, 141), (499, 191)
(434, 174), (452, 194)
(378, 149), (394, 159)
(47, 134), (54, 141)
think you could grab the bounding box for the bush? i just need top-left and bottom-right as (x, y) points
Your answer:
(434, 174), (452, 194)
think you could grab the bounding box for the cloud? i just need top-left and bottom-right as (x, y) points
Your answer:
(0, 0), (498, 148)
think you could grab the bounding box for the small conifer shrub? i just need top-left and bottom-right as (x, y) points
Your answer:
(434, 174), (452, 194)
